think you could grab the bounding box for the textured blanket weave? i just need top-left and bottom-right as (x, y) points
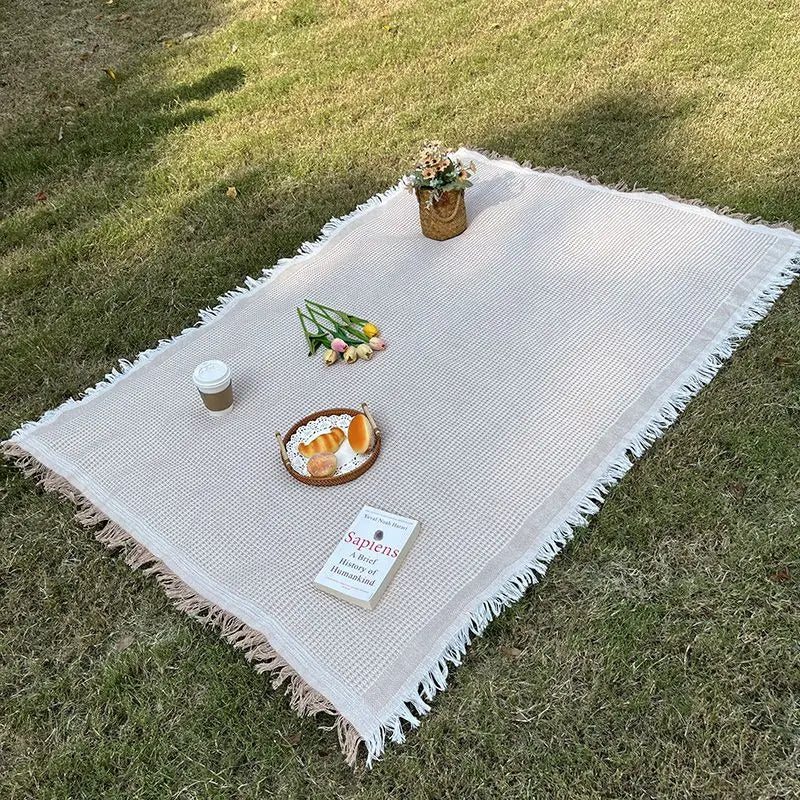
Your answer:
(7, 150), (800, 763)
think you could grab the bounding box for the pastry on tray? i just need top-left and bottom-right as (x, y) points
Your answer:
(347, 413), (375, 454)
(306, 452), (338, 478)
(298, 427), (345, 457)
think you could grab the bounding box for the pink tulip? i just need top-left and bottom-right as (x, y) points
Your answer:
(368, 337), (386, 350)
(331, 338), (347, 353)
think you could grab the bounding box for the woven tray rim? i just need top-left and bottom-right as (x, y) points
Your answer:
(279, 406), (381, 486)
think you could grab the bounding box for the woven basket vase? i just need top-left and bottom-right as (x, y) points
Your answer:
(415, 188), (467, 241)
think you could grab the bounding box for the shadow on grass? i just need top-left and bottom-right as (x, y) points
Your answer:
(479, 89), (697, 189)
(61, 64), (247, 165)
(478, 88), (800, 225)
(0, 65), (246, 253)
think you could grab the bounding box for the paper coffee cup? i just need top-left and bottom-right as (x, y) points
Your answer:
(192, 360), (233, 415)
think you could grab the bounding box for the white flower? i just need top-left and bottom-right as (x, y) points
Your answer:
(356, 343), (373, 360)
(323, 349), (338, 366)
(343, 345), (358, 363)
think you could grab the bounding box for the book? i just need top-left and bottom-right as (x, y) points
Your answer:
(314, 506), (420, 610)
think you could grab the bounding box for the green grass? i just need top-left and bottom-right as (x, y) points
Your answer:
(1, 0), (799, 796)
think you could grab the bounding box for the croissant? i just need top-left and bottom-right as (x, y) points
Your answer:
(298, 427), (345, 458)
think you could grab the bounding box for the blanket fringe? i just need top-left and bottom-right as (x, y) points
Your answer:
(6, 180), (406, 442)
(469, 147), (797, 232)
(0, 440), (362, 764)
(353, 243), (800, 765)
(4, 149), (800, 767)
(3, 176), (407, 767)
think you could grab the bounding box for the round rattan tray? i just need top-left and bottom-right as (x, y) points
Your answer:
(275, 403), (381, 486)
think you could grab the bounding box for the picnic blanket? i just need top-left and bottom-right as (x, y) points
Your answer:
(6, 150), (799, 764)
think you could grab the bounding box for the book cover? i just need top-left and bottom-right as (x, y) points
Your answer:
(314, 506), (420, 610)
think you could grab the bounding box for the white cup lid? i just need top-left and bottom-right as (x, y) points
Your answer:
(192, 360), (231, 393)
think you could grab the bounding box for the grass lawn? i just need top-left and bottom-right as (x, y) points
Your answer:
(1, 0), (799, 796)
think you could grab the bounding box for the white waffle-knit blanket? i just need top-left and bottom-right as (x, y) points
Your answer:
(6, 150), (799, 764)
